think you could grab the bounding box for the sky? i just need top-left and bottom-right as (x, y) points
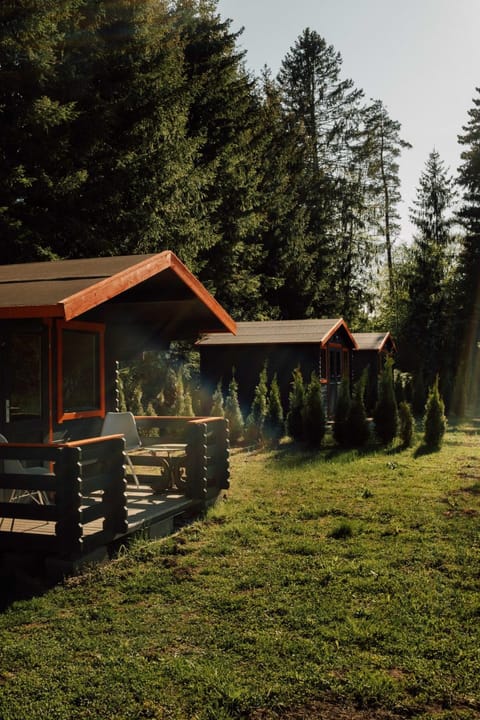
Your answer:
(216, 0), (480, 243)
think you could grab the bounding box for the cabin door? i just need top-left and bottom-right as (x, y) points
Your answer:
(0, 326), (48, 443)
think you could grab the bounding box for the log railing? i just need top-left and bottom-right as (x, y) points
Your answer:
(0, 436), (127, 557)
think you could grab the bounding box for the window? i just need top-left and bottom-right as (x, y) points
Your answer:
(9, 332), (42, 420)
(57, 321), (105, 421)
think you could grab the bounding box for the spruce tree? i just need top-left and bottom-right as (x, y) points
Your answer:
(286, 367), (306, 442)
(454, 88), (480, 415)
(373, 357), (398, 445)
(302, 373), (326, 448)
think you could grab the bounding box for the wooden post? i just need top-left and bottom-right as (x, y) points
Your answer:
(216, 418), (230, 491)
(55, 446), (83, 557)
(102, 437), (128, 537)
(185, 422), (208, 505)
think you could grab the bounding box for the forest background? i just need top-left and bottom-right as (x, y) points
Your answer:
(1, 0), (479, 415)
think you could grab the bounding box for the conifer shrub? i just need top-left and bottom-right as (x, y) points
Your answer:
(286, 367), (306, 442)
(224, 374), (244, 445)
(302, 373), (326, 448)
(344, 372), (370, 447)
(398, 401), (414, 447)
(244, 365), (268, 446)
(265, 374), (284, 446)
(183, 390), (194, 417)
(423, 376), (446, 448)
(373, 357), (398, 445)
(333, 376), (351, 446)
(210, 380), (225, 417)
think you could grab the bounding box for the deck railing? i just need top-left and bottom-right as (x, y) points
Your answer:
(0, 416), (230, 559)
(0, 436), (127, 558)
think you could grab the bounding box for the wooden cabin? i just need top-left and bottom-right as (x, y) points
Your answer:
(196, 319), (358, 418)
(352, 332), (396, 412)
(0, 252), (235, 575)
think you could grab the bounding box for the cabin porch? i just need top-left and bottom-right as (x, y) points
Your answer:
(0, 415), (229, 577)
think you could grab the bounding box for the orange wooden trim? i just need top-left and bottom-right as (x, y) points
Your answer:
(320, 318), (358, 349)
(0, 305), (64, 319)
(59, 251), (236, 334)
(168, 254), (237, 336)
(56, 320), (106, 423)
(62, 434), (123, 448)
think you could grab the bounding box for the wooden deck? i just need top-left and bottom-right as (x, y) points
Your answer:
(0, 415), (230, 577)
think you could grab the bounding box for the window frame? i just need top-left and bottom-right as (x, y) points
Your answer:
(56, 320), (105, 422)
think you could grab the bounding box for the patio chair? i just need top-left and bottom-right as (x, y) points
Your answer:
(0, 434), (50, 529)
(100, 412), (141, 487)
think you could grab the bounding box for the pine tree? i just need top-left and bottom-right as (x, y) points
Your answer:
(286, 367), (306, 442)
(302, 373), (326, 448)
(373, 357), (398, 445)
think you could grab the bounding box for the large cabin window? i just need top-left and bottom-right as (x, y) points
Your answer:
(57, 321), (105, 421)
(9, 332), (42, 420)
(329, 348), (342, 381)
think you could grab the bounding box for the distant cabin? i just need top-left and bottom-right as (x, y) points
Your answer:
(352, 332), (396, 411)
(196, 319), (358, 417)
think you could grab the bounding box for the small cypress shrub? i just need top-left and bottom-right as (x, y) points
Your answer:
(423, 376), (446, 448)
(302, 373), (326, 448)
(398, 401), (414, 447)
(224, 374), (244, 444)
(333, 376), (351, 446)
(182, 389), (194, 417)
(373, 357), (398, 445)
(210, 380), (225, 416)
(244, 365), (268, 445)
(344, 372), (370, 447)
(265, 374), (284, 445)
(286, 367), (306, 442)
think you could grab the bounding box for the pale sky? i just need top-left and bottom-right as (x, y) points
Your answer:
(216, 0), (480, 243)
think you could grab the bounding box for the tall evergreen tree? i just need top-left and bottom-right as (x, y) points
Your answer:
(399, 150), (457, 392)
(277, 28), (364, 317)
(454, 88), (480, 415)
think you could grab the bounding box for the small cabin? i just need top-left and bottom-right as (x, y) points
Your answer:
(197, 318), (358, 417)
(0, 252), (235, 572)
(352, 332), (396, 411)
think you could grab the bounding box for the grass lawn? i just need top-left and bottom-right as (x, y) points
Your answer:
(0, 421), (479, 719)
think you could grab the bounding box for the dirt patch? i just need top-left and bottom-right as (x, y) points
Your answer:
(248, 702), (400, 719)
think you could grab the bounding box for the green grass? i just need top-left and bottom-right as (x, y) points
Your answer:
(1, 423), (480, 719)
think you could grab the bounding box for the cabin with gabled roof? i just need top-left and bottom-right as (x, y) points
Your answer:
(197, 318), (358, 418)
(0, 252), (235, 574)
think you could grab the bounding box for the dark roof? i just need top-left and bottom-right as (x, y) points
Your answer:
(0, 252), (236, 337)
(353, 332), (396, 352)
(197, 319), (357, 348)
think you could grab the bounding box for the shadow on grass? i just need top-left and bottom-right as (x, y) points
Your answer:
(413, 443), (442, 458)
(0, 562), (55, 611)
